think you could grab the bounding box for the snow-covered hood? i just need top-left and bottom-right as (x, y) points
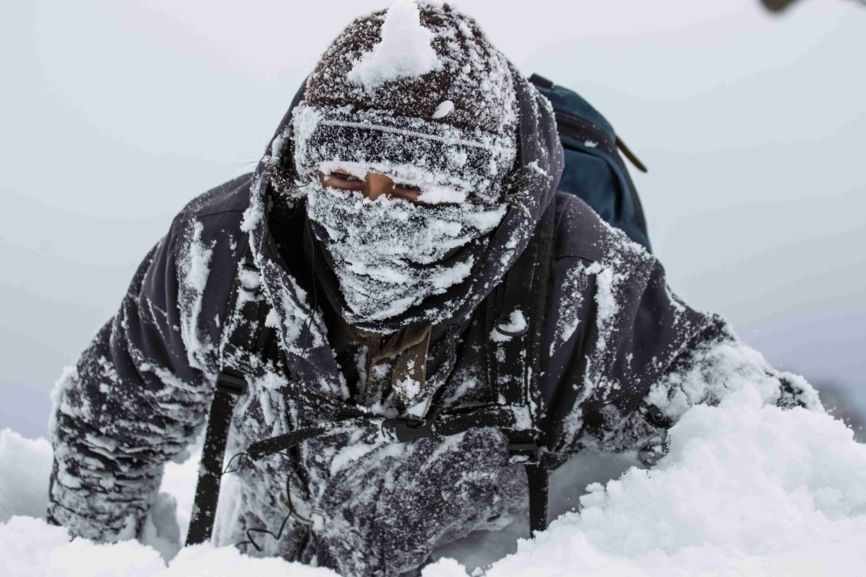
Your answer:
(243, 63), (563, 336)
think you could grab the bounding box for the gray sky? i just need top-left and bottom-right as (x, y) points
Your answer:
(2, 0), (864, 437)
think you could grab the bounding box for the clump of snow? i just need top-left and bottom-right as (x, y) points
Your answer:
(490, 309), (528, 343)
(549, 262), (588, 357)
(240, 176), (267, 233)
(178, 218), (216, 373)
(347, 0), (442, 90)
(394, 374), (423, 404)
(181, 220), (212, 293)
(432, 100), (455, 119)
(584, 262), (620, 353)
(587, 263), (618, 325)
(429, 256), (475, 290)
(266, 129), (289, 166)
(417, 186), (468, 204)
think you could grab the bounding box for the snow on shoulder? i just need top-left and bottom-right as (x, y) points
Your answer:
(347, 0), (442, 90)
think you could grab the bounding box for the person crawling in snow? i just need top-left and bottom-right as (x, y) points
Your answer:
(45, 2), (822, 576)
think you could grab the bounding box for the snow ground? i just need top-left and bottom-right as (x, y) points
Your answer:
(3, 378), (865, 576)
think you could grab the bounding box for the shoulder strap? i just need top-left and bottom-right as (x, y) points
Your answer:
(188, 208), (559, 545)
(486, 203), (557, 536)
(185, 243), (266, 547)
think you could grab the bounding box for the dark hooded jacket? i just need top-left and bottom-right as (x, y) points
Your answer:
(46, 13), (819, 577)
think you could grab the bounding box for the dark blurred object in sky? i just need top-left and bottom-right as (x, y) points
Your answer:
(761, 0), (799, 12)
(762, 0), (865, 13)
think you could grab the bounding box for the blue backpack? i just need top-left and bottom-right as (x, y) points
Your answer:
(529, 74), (651, 252)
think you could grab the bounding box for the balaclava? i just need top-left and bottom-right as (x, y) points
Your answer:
(291, 0), (520, 334)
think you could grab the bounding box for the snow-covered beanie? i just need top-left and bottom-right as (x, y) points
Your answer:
(291, 0), (519, 203)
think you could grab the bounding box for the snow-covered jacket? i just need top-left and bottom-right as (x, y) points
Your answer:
(47, 78), (819, 577)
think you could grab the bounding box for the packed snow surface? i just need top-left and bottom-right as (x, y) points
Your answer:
(347, 0), (441, 90)
(2, 382), (865, 575)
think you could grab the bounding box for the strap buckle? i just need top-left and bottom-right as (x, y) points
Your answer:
(382, 416), (436, 442)
(217, 370), (246, 396)
(507, 429), (543, 465)
(508, 441), (541, 465)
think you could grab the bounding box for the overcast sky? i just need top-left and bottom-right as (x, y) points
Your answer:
(2, 0), (864, 437)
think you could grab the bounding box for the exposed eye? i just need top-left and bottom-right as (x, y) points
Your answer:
(320, 170), (364, 191)
(330, 170), (361, 182)
(391, 183), (422, 203)
(395, 184), (465, 206)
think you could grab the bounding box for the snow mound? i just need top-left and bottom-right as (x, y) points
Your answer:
(0, 430), (52, 523)
(2, 393), (866, 576)
(431, 403), (866, 576)
(0, 516), (338, 577)
(347, 0), (441, 90)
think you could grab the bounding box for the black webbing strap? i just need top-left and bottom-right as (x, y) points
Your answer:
(526, 207), (556, 537)
(486, 204), (557, 537)
(246, 405), (520, 461)
(185, 245), (265, 547)
(185, 369), (247, 546)
(526, 462), (549, 535)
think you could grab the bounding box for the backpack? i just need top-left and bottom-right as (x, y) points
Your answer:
(185, 75), (651, 548)
(529, 74), (651, 252)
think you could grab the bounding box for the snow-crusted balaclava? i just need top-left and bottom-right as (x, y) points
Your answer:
(291, 0), (522, 333)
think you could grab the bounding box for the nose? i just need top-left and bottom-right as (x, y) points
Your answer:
(363, 172), (395, 200)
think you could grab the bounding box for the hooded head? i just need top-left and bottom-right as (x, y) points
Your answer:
(294, 0), (519, 202)
(257, 0), (564, 334)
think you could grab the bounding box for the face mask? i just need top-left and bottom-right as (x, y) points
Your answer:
(303, 180), (506, 328)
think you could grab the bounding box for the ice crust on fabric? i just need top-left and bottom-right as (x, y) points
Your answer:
(302, 2), (517, 135)
(305, 182), (506, 326)
(432, 100), (455, 119)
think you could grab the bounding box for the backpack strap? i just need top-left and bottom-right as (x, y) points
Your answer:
(185, 243), (267, 547)
(528, 73), (652, 252)
(187, 204), (559, 545)
(486, 203), (557, 536)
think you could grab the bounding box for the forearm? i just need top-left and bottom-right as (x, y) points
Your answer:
(642, 328), (823, 424)
(47, 364), (165, 541)
(46, 231), (214, 541)
(582, 331), (822, 465)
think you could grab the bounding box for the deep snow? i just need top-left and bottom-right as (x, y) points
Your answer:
(3, 370), (865, 576)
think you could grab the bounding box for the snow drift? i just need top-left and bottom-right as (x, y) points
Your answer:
(2, 374), (865, 576)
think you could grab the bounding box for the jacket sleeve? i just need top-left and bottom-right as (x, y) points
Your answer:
(553, 231), (823, 464)
(46, 215), (219, 542)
